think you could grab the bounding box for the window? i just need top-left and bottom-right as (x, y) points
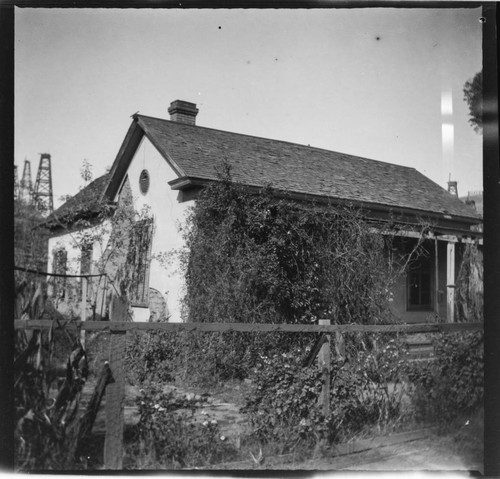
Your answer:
(52, 247), (67, 298)
(80, 243), (93, 276)
(127, 218), (154, 307)
(53, 247), (67, 275)
(80, 243), (93, 300)
(407, 255), (432, 310)
(139, 169), (150, 195)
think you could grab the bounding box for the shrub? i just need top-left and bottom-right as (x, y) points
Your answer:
(125, 331), (184, 384)
(14, 329), (90, 470)
(242, 348), (324, 452)
(125, 384), (237, 468)
(405, 331), (484, 425)
(125, 328), (317, 387)
(243, 338), (410, 454)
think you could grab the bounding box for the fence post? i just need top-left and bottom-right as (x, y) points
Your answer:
(318, 319), (331, 416)
(104, 294), (128, 469)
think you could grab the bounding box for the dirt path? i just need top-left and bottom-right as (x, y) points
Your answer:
(211, 436), (482, 473)
(285, 437), (483, 473)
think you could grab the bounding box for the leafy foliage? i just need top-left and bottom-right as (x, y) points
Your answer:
(125, 329), (315, 386)
(405, 331), (484, 425)
(125, 331), (181, 384)
(242, 348), (324, 452)
(14, 328), (90, 470)
(125, 384), (237, 469)
(463, 70), (482, 133)
(243, 337), (411, 453)
(15, 197), (49, 272)
(182, 166), (400, 325)
(455, 243), (483, 322)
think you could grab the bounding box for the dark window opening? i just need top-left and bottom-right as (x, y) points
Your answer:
(139, 170), (150, 195)
(52, 248), (67, 298)
(407, 255), (433, 311)
(80, 243), (93, 275)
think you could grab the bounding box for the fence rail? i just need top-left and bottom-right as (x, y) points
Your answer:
(14, 319), (483, 333)
(14, 318), (483, 470)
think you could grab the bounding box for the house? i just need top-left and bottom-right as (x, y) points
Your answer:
(460, 190), (483, 224)
(45, 100), (482, 323)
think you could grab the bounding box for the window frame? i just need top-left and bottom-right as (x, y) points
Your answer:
(139, 169), (150, 195)
(52, 247), (68, 298)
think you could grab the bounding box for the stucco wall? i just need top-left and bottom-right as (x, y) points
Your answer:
(113, 136), (192, 322)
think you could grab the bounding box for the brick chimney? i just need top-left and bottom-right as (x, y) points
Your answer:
(168, 100), (198, 125)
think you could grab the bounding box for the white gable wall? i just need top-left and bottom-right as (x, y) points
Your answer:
(115, 136), (192, 322)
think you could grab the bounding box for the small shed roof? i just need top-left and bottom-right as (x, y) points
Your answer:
(46, 173), (111, 227)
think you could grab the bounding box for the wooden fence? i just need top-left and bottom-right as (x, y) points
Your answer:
(14, 318), (483, 469)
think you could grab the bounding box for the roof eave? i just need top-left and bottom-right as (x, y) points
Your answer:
(104, 117), (146, 201)
(169, 176), (482, 234)
(105, 115), (190, 202)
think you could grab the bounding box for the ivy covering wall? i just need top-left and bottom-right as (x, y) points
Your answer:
(181, 168), (402, 325)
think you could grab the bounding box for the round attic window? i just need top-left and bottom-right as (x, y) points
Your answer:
(139, 169), (150, 195)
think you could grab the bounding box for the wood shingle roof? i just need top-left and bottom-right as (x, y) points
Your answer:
(47, 173), (111, 226)
(48, 113), (482, 231)
(135, 114), (480, 221)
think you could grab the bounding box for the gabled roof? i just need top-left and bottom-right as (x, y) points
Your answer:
(106, 114), (480, 223)
(53, 113), (480, 235)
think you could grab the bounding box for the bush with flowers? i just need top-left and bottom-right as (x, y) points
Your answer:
(124, 383), (237, 469)
(243, 337), (413, 454)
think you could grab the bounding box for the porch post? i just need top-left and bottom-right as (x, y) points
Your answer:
(446, 242), (456, 322)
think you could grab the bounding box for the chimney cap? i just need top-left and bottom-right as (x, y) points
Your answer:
(168, 100), (198, 115)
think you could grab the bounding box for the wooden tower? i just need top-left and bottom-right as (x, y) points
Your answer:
(33, 153), (54, 215)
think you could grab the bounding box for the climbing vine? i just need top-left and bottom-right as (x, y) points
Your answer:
(182, 166), (404, 325)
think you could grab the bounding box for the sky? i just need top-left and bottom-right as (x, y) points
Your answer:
(14, 7), (483, 209)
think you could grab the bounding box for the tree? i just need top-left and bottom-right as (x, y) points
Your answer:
(14, 196), (49, 272)
(463, 71), (482, 133)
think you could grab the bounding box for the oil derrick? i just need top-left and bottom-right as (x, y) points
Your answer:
(19, 159), (33, 203)
(33, 153), (54, 215)
(14, 164), (19, 200)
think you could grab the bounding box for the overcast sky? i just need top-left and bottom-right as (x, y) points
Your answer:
(15, 7), (483, 208)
